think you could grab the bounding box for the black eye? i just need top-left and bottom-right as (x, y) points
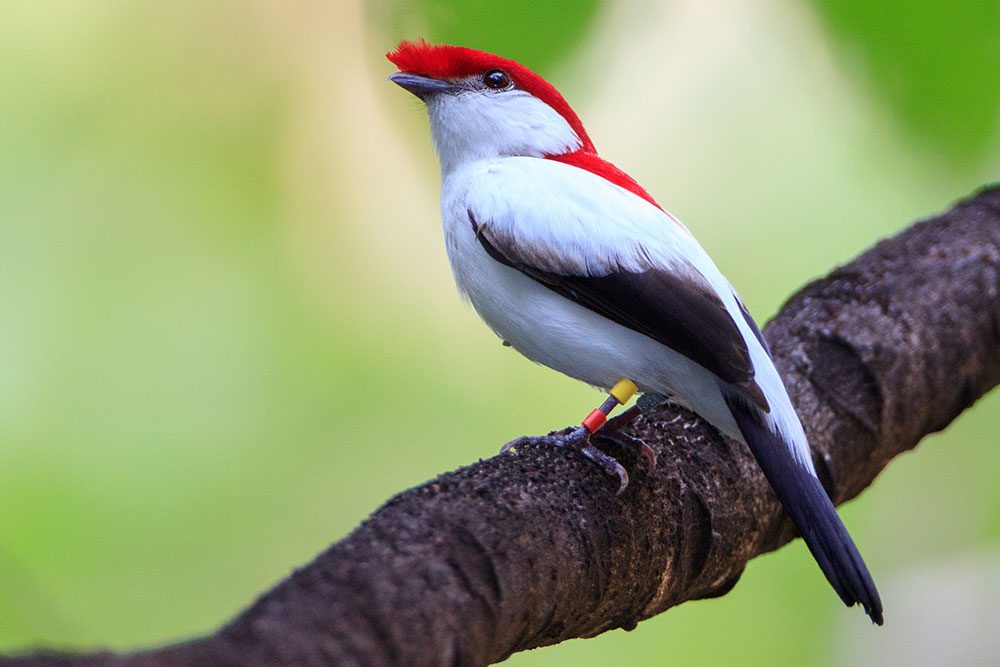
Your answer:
(482, 69), (511, 90)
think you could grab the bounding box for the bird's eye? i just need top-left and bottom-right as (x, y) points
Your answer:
(482, 69), (511, 90)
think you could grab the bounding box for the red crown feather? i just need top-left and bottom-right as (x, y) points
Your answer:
(387, 40), (595, 154)
(387, 40), (664, 211)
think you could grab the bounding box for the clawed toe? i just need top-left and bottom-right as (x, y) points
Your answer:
(581, 444), (629, 494)
(498, 437), (524, 455)
(499, 426), (588, 454)
(597, 431), (657, 469)
(637, 442), (657, 468)
(498, 426), (630, 493)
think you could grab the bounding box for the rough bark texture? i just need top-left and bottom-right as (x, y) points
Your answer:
(6, 186), (1000, 667)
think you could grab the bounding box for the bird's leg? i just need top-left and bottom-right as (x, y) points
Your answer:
(500, 379), (640, 493)
(500, 379), (638, 454)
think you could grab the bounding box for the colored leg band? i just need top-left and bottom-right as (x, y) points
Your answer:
(582, 409), (607, 433)
(582, 380), (638, 433)
(610, 379), (638, 404)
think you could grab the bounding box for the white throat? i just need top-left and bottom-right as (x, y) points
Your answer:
(425, 90), (582, 174)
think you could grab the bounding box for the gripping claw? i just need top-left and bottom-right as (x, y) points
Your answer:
(581, 444), (629, 494)
(598, 430), (657, 470)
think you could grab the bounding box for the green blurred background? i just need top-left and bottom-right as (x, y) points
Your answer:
(2, 1), (999, 665)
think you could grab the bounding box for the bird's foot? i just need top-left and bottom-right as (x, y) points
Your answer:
(595, 404), (658, 469)
(499, 425), (589, 454)
(500, 426), (630, 494)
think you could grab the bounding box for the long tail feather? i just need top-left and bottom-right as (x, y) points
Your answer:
(725, 395), (884, 625)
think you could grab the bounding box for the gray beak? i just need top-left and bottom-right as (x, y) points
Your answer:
(389, 72), (456, 99)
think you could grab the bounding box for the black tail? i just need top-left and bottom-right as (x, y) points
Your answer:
(726, 395), (884, 625)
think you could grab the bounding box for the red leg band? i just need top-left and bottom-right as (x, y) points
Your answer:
(582, 409), (607, 433)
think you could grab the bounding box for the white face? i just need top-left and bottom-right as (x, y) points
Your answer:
(423, 74), (582, 173)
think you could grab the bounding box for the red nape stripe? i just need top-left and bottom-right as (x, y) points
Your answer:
(387, 40), (595, 153)
(548, 152), (664, 211)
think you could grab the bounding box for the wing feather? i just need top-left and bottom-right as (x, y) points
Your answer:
(471, 211), (769, 411)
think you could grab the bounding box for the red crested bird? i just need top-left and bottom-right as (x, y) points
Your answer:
(386, 39), (883, 625)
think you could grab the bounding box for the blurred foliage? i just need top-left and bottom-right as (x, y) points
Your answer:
(371, 0), (600, 73)
(809, 0), (1000, 165)
(0, 1), (998, 666)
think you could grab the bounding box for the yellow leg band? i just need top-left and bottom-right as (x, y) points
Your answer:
(609, 378), (638, 404)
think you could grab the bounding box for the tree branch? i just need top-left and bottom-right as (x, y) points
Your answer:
(6, 186), (1000, 667)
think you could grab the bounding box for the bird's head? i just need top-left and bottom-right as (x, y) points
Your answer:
(387, 40), (594, 173)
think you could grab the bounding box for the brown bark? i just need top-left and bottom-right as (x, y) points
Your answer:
(6, 186), (1000, 667)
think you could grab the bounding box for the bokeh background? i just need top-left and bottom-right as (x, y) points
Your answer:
(2, 1), (1000, 665)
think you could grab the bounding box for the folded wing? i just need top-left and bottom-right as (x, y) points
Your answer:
(465, 158), (768, 410)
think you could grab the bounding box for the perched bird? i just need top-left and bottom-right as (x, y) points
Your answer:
(386, 39), (882, 624)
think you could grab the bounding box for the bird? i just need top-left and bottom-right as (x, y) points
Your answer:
(386, 39), (883, 625)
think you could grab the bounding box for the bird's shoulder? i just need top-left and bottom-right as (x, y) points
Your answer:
(460, 156), (666, 220)
(455, 157), (698, 271)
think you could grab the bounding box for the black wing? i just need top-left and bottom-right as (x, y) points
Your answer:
(472, 217), (769, 411)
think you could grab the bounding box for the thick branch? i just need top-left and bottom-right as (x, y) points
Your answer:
(7, 186), (1000, 667)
